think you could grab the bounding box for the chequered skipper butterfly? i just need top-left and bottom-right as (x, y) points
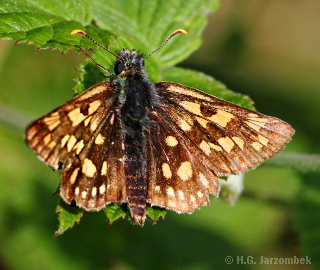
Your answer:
(25, 29), (294, 225)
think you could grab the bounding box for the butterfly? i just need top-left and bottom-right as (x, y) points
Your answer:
(25, 29), (294, 225)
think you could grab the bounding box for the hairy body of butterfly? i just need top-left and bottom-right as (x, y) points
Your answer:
(25, 30), (294, 225)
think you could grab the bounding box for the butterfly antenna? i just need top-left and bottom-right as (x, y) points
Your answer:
(71, 30), (124, 61)
(142, 29), (187, 60)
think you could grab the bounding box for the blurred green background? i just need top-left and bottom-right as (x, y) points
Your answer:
(0, 0), (319, 269)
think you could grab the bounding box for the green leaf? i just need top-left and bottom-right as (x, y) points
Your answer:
(55, 199), (84, 235)
(103, 203), (127, 225)
(146, 205), (166, 224)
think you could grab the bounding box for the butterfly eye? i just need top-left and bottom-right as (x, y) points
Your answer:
(115, 61), (125, 75)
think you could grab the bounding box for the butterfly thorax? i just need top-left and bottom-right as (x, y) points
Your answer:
(113, 49), (154, 224)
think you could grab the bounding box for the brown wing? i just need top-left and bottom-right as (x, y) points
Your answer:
(145, 82), (294, 213)
(25, 82), (127, 211)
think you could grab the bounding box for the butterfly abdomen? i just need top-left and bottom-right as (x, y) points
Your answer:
(120, 77), (151, 225)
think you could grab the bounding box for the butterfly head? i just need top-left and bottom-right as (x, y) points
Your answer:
(71, 29), (187, 79)
(114, 49), (145, 76)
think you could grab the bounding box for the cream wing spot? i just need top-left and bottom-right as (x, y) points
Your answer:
(232, 137), (245, 150)
(91, 187), (97, 197)
(258, 135), (269, 146)
(252, 142), (262, 151)
(43, 112), (60, 130)
(180, 101), (202, 116)
(73, 140), (84, 155)
(67, 135), (77, 152)
(88, 100), (102, 115)
(70, 168), (80, 184)
(195, 116), (208, 128)
(177, 161), (193, 181)
(177, 118), (192, 131)
(165, 136), (178, 147)
(177, 190), (185, 200)
(167, 85), (212, 102)
(48, 140), (56, 149)
(199, 140), (211, 155)
(84, 116), (92, 126)
(101, 161), (108, 176)
(166, 187), (175, 197)
(82, 158), (97, 177)
(68, 108), (86, 127)
(99, 184), (106, 194)
(208, 142), (222, 152)
(197, 191), (204, 198)
(43, 134), (52, 145)
(208, 109), (234, 127)
(154, 185), (161, 193)
(75, 187), (80, 196)
(81, 190), (87, 199)
(218, 136), (235, 153)
(245, 121), (261, 131)
(95, 134), (105, 145)
(61, 134), (70, 148)
(199, 173), (209, 188)
(162, 163), (172, 179)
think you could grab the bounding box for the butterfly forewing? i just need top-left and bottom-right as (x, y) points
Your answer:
(25, 82), (127, 210)
(155, 82), (294, 175)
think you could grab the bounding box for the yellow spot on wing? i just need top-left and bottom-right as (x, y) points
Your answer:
(177, 161), (193, 181)
(199, 140), (211, 155)
(84, 116), (92, 126)
(88, 100), (102, 115)
(61, 134), (70, 148)
(99, 184), (106, 194)
(195, 116), (208, 128)
(199, 173), (209, 188)
(258, 135), (269, 146)
(208, 142), (222, 151)
(245, 121), (261, 131)
(43, 134), (52, 145)
(162, 163), (172, 179)
(67, 135), (77, 152)
(167, 85), (212, 102)
(73, 140), (84, 154)
(180, 101), (202, 116)
(252, 142), (262, 151)
(218, 136), (235, 153)
(232, 137), (245, 150)
(82, 158), (96, 177)
(91, 187), (97, 197)
(70, 168), (79, 184)
(166, 187), (175, 197)
(177, 118), (192, 131)
(95, 134), (105, 145)
(208, 109), (234, 127)
(68, 108), (86, 126)
(44, 112), (60, 130)
(165, 136), (178, 147)
(81, 190), (87, 199)
(101, 161), (108, 176)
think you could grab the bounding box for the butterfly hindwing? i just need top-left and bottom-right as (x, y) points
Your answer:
(60, 111), (127, 211)
(146, 109), (219, 214)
